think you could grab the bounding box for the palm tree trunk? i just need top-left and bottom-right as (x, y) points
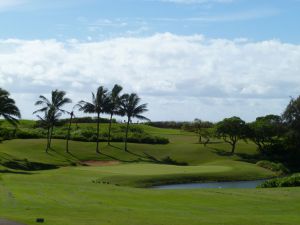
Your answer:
(96, 112), (100, 153)
(46, 126), (50, 152)
(49, 123), (54, 149)
(124, 117), (130, 151)
(66, 112), (73, 153)
(107, 113), (113, 145)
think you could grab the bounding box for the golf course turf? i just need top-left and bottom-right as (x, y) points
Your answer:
(0, 124), (300, 225)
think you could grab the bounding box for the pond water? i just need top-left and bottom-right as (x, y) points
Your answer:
(152, 180), (266, 189)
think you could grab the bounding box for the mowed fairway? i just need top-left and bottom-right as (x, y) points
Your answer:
(0, 124), (300, 225)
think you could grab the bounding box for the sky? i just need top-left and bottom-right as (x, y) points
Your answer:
(0, 0), (300, 122)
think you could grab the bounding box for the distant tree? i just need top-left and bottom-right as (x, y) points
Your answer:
(282, 95), (300, 150)
(182, 119), (214, 146)
(0, 88), (21, 127)
(193, 119), (214, 144)
(216, 117), (247, 154)
(119, 93), (149, 151)
(248, 114), (284, 152)
(33, 90), (71, 152)
(107, 84), (123, 145)
(78, 86), (109, 153)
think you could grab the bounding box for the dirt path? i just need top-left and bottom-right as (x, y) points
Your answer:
(82, 160), (120, 166)
(0, 219), (27, 225)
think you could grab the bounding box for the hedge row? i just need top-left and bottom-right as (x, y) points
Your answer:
(0, 127), (169, 145)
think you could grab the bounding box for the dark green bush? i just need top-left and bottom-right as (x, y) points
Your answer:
(0, 127), (16, 140)
(15, 128), (45, 139)
(259, 173), (300, 188)
(0, 124), (169, 145)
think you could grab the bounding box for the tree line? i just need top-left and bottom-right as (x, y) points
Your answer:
(181, 97), (300, 169)
(0, 85), (149, 153)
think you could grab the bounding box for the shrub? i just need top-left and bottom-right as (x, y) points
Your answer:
(256, 160), (289, 175)
(0, 127), (15, 140)
(15, 128), (45, 139)
(259, 173), (300, 188)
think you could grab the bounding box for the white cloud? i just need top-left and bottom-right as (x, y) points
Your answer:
(0, 33), (299, 121)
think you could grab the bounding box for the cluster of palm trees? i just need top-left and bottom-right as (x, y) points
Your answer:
(33, 85), (149, 153)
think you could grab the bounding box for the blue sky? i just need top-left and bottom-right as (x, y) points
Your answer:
(0, 0), (300, 121)
(1, 0), (300, 42)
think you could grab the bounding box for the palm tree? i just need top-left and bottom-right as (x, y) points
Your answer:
(66, 104), (81, 153)
(107, 84), (123, 145)
(78, 86), (109, 153)
(33, 90), (71, 151)
(36, 107), (62, 152)
(119, 93), (149, 151)
(0, 88), (21, 126)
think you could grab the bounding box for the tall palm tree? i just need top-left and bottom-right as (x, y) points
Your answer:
(33, 90), (71, 151)
(36, 107), (62, 152)
(0, 88), (21, 126)
(79, 86), (109, 153)
(107, 84), (123, 145)
(119, 93), (149, 151)
(65, 104), (81, 153)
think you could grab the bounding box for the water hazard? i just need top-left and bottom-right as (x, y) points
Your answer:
(152, 180), (266, 189)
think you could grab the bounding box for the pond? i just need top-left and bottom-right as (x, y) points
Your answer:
(152, 180), (266, 189)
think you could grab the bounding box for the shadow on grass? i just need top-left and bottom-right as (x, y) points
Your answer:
(209, 147), (233, 157)
(209, 147), (261, 163)
(99, 152), (140, 163)
(235, 153), (261, 163)
(0, 169), (32, 175)
(125, 149), (188, 166)
(0, 152), (58, 171)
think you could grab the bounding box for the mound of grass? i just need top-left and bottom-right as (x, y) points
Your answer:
(259, 173), (300, 188)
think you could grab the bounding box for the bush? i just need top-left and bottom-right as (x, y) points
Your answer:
(15, 128), (45, 139)
(0, 127), (15, 140)
(256, 160), (289, 175)
(259, 173), (300, 188)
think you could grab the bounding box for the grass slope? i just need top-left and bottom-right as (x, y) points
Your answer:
(0, 166), (299, 225)
(0, 123), (298, 225)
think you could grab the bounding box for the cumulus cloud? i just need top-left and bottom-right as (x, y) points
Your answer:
(0, 33), (299, 121)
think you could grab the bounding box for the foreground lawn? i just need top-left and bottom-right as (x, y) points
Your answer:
(0, 165), (299, 225)
(0, 126), (298, 225)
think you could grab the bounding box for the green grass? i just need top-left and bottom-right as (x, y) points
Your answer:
(0, 166), (299, 225)
(0, 123), (299, 225)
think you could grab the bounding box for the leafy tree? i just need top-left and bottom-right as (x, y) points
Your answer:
(181, 119), (214, 146)
(193, 119), (213, 144)
(216, 116), (247, 154)
(248, 115), (284, 152)
(79, 86), (109, 153)
(119, 93), (149, 151)
(282, 95), (300, 150)
(107, 84), (123, 145)
(0, 88), (21, 126)
(33, 90), (71, 152)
